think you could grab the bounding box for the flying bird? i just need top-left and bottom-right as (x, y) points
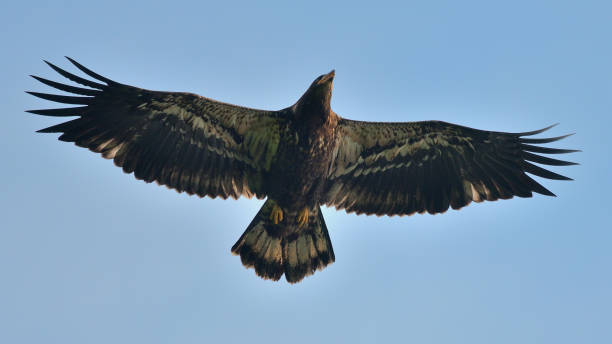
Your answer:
(27, 58), (578, 283)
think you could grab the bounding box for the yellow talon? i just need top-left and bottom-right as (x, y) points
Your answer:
(297, 207), (309, 227)
(269, 204), (284, 224)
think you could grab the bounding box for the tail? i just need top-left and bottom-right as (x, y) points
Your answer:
(231, 199), (335, 283)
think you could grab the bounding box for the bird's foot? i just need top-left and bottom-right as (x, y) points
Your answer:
(297, 207), (309, 227)
(269, 204), (284, 224)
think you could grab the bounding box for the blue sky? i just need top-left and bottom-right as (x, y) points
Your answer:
(1, 1), (610, 343)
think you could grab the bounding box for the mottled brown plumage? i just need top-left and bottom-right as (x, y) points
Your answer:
(27, 58), (577, 283)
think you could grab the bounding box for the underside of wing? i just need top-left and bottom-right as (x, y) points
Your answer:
(324, 119), (578, 216)
(27, 57), (285, 199)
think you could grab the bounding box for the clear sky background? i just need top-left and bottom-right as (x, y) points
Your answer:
(1, 1), (610, 343)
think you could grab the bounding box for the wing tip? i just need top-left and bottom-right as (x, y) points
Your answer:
(29, 75), (48, 85)
(64, 56), (117, 84)
(516, 123), (559, 137)
(520, 133), (575, 144)
(43, 59), (57, 69)
(40, 58), (107, 90)
(36, 127), (54, 133)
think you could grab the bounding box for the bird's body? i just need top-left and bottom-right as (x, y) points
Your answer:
(27, 58), (577, 283)
(267, 71), (339, 212)
(267, 115), (338, 211)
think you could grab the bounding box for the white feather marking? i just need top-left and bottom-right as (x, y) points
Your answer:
(103, 143), (124, 159)
(470, 183), (482, 202)
(96, 138), (115, 151)
(191, 116), (206, 130)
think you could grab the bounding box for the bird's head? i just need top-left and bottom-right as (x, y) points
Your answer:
(310, 69), (335, 97)
(294, 70), (335, 122)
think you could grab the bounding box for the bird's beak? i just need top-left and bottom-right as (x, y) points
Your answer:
(318, 70), (335, 84)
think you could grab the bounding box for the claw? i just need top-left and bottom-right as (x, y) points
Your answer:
(269, 204), (284, 224)
(297, 207), (309, 227)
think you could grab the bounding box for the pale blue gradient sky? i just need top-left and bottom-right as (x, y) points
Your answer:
(1, 1), (610, 343)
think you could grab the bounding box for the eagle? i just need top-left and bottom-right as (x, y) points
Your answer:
(27, 58), (577, 283)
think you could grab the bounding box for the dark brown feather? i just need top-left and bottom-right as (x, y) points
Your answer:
(29, 58), (283, 200)
(324, 120), (577, 216)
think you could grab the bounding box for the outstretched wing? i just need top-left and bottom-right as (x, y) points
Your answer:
(27, 58), (285, 199)
(323, 119), (578, 216)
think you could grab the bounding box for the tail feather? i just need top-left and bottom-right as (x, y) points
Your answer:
(231, 199), (335, 283)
